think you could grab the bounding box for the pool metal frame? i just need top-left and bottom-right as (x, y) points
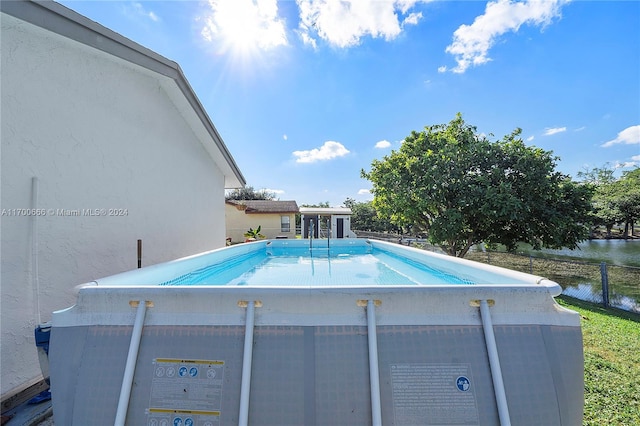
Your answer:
(50, 239), (582, 425)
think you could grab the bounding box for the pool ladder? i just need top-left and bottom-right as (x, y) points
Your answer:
(308, 219), (331, 255)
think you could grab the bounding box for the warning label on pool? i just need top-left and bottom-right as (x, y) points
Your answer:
(148, 358), (225, 425)
(146, 408), (220, 426)
(390, 363), (479, 425)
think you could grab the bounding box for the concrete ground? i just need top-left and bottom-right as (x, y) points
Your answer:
(1, 398), (52, 426)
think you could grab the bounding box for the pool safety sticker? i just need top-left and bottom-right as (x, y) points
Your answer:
(390, 364), (479, 426)
(146, 409), (220, 426)
(147, 358), (224, 426)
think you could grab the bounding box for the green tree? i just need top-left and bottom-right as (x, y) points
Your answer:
(343, 198), (398, 233)
(361, 114), (593, 257)
(577, 164), (618, 237)
(301, 202), (330, 208)
(225, 185), (276, 201)
(611, 168), (640, 238)
(576, 164), (616, 185)
(579, 166), (640, 238)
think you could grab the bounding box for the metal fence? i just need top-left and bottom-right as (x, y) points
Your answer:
(354, 231), (640, 314)
(465, 251), (640, 314)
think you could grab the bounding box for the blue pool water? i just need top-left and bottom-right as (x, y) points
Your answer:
(161, 245), (474, 286)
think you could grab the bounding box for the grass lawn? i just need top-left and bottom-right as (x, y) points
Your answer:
(556, 296), (640, 425)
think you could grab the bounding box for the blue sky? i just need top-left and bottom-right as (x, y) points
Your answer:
(58, 0), (639, 206)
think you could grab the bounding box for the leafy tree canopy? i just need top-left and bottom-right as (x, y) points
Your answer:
(361, 114), (593, 257)
(343, 198), (399, 233)
(576, 164), (617, 185)
(578, 166), (640, 237)
(615, 168), (640, 236)
(225, 185), (276, 201)
(300, 202), (331, 208)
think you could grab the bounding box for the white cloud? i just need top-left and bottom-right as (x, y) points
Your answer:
(437, 65), (447, 73)
(283, 134), (288, 140)
(375, 140), (392, 149)
(264, 188), (285, 195)
(293, 141), (350, 163)
(632, 155), (640, 162)
(543, 127), (567, 136)
(574, 126), (586, 132)
(296, 0), (427, 48)
(614, 161), (637, 169)
(358, 189), (371, 195)
(403, 12), (423, 26)
(201, 0), (287, 51)
(601, 125), (640, 148)
(445, 0), (568, 73)
(526, 135), (535, 142)
(126, 2), (161, 22)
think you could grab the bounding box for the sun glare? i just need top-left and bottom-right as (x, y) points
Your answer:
(202, 0), (287, 61)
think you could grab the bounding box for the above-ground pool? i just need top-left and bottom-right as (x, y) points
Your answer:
(49, 239), (583, 425)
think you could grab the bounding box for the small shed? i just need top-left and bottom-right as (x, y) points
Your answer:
(299, 207), (356, 239)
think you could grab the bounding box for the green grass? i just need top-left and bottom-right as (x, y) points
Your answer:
(556, 296), (640, 425)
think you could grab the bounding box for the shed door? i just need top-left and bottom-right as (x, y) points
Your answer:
(336, 218), (344, 238)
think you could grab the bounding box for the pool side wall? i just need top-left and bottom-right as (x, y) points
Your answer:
(49, 239), (583, 425)
(50, 286), (583, 426)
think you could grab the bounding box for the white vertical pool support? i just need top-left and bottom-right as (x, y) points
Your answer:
(114, 300), (148, 426)
(239, 300), (256, 426)
(479, 300), (511, 426)
(366, 300), (383, 426)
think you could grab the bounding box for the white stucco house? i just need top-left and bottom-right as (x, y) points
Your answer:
(1, 0), (245, 403)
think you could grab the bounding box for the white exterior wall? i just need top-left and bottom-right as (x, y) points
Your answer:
(1, 14), (233, 395)
(331, 215), (357, 238)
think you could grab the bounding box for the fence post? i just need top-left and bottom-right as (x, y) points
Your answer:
(600, 262), (610, 308)
(529, 256), (533, 275)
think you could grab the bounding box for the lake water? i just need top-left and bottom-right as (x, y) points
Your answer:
(489, 239), (639, 313)
(505, 239), (640, 267)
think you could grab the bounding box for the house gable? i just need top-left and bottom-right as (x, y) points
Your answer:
(1, 0), (245, 188)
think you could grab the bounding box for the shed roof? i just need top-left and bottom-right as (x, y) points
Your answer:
(227, 200), (299, 214)
(299, 207), (352, 215)
(1, 0), (245, 189)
